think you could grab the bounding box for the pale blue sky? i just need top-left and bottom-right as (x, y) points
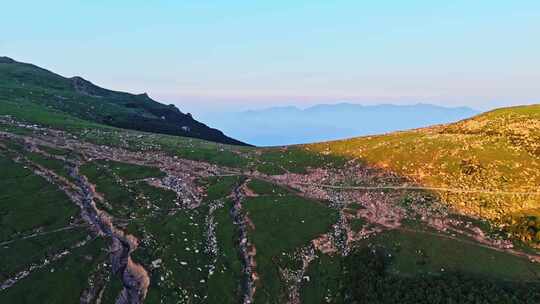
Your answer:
(2, 1), (539, 114)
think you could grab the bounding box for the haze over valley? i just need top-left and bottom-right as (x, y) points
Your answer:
(200, 103), (479, 146)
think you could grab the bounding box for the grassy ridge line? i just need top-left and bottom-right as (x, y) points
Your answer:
(307, 105), (540, 220)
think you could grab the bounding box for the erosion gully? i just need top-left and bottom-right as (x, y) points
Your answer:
(1, 129), (261, 303)
(71, 165), (150, 304)
(2, 140), (150, 304)
(230, 179), (257, 304)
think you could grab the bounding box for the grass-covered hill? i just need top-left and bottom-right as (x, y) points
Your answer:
(1, 59), (540, 303)
(0, 56), (246, 145)
(308, 104), (540, 243)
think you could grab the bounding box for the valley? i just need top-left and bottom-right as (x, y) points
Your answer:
(3, 1), (540, 301)
(1, 108), (540, 303)
(1, 57), (540, 303)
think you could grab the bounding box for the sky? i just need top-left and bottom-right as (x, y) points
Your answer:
(2, 1), (540, 115)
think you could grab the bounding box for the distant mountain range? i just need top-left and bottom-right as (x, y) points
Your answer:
(0, 56), (246, 145)
(199, 103), (480, 146)
(0, 57), (481, 147)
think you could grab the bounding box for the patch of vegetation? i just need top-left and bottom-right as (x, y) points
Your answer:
(132, 208), (212, 304)
(350, 218), (366, 232)
(0, 122), (34, 136)
(341, 246), (540, 304)
(0, 153), (91, 284)
(244, 194), (337, 303)
(100, 274), (124, 304)
(0, 155), (79, 241)
(368, 229), (540, 281)
(501, 213), (540, 247)
(130, 174), (243, 303)
(0, 99), (101, 133)
(80, 161), (135, 217)
(255, 162), (286, 175)
(300, 254), (344, 303)
(302, 243), (540, 304)
(25, 151), (74, 182)
(38, 145), (71, 156)
(247, 179), (290, 196)
(0, 228), (88, 282)
(80, 160), (171, 219)
(200, 176), (242, 202)
(257, 146), (347, 174)
(203, 176), (244, 303)
(168, 144), (249, 168)
(347, 202), (365, 211)
(0, 237), (108, 304)
(104, 160), (165, 181)
(206, 199), (243, 304)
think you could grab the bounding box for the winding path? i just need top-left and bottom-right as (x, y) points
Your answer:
(295, 182), (540, 196)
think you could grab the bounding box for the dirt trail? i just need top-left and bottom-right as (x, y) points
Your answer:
(0, 225), (87, 247)
(297, 182), (540, 196)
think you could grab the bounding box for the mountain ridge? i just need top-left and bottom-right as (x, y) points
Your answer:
(0, 56), (247, 146)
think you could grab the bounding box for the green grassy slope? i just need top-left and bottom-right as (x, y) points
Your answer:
(244, 181), (338, 303)
(0, 238), (108, 304)
(302, 242), (540, 304)
(0, 152), (105, 302)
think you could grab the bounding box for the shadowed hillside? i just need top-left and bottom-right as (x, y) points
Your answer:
(0, 56), (246, 145)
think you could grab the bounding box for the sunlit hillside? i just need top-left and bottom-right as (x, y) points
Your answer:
(307, 105), (540, 243)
